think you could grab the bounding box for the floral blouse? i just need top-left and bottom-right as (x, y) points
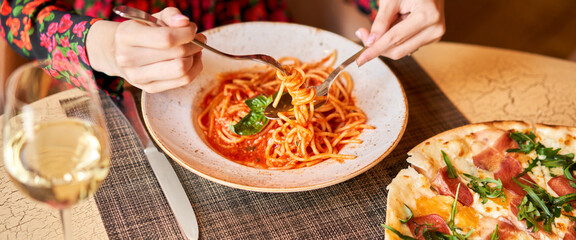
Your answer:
(1, 0), (377, 99)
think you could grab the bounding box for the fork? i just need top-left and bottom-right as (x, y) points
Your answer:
(112, 6), (288, 76)
(262, 47), (367, 119)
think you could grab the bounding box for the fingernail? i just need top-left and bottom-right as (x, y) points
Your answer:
(365, 34), (376, 46)
(355, 30), (363, 40)
(197, 34), (207, 43)
(172, 14), (189, 22)
(356, 56), (366, 67)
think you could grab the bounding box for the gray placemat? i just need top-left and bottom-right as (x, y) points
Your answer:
(95, 56), (470, 239)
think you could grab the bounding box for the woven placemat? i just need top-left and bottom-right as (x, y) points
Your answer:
(95, 56), (470, 239)
(95, 92), (183, 239)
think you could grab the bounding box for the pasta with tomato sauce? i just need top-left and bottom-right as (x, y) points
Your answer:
(197, 52), (374, 169)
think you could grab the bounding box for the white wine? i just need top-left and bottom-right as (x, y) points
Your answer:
(5, 119), (110, 209)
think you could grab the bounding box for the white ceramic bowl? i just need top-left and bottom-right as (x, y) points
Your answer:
(141, 22), (407, 192)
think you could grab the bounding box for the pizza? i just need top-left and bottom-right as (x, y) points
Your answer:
(384, 121), (576, 239)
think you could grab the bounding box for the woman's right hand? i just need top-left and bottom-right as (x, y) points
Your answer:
(86, 7), (204, 93)
(355, 0), (445, 66)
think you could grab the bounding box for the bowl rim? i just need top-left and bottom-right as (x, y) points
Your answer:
(141, 21), (409, 192)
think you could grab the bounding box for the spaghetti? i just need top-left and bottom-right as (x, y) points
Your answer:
(197, 52), (375, 169)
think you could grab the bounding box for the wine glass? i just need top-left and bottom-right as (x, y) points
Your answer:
(2, 60), (111, 239)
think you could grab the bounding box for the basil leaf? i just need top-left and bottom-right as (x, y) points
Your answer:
(230, 111), (269, 136)
(230, 95), (272, 136)
(245, 94), (273, 110)
(441, 151), (458, 179)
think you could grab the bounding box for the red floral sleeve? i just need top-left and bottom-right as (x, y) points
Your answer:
(2, 0), (291, 99)
(1, 0), (105, 93)
(353, 0), (378, 21)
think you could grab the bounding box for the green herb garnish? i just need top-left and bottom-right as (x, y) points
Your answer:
(230, 95), (272, 136)
(382, 185), (474, 240)
(553, 192), (576, 206)
(516, 158), (540, 179)
(514, 171), (576, 233)
(564, 204), (574, 212)
(383, 223), (456, 240)
(400, 204), (414, 223)
(462, 174), (506, 204)
(442, 151), (458, 179)
(509, 131), (576, 185)
(507, 131), (539, 154)
(516, 195), (542, 232)
(566, 162), (576, 181)
(381, 224), (417, 240)
(490, 224), (499, 240)
(563, 214), (576, 221)
(447, 184), (474, 240)
(514, 178), (567, 233)
(421, 229), (456, 240)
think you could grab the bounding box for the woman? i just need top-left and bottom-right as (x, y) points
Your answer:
(0, 0), (444, 97)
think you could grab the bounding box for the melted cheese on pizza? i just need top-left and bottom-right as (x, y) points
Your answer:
(415, 195), (479, 233)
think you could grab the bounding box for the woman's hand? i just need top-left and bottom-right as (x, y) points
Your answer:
(87, 7), (204, 93)
(355, 0), (445, 66)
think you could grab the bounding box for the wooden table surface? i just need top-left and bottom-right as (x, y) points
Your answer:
(413, 41), (576, 127)
(2, 41), (576, 239)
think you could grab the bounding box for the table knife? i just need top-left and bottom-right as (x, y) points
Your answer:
(120, 91), (199, 240)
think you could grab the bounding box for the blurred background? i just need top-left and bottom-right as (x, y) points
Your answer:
(2, 0), (576, 100)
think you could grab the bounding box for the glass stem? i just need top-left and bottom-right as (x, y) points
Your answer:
(60, 208), (72, 240)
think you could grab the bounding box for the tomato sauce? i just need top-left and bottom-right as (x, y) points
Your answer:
(199, 78), (279, 169)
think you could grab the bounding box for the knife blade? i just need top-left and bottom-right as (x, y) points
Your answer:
(120, 90), (199, 240)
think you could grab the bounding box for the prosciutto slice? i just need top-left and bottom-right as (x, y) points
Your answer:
(564, 223), (576, 240)
(509, 193), (524, 217)
(471, 128), (533, 197)
(472, 129), (519, 172)
(432, 167), (474, 206)
(548, 175), (576, 208)
(488, 218), (524, 240)
(407, 214), (451, 240)
(494, 155), (535, 196)
(548, 175), (576, 196)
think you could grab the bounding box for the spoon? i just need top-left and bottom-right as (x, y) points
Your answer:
(112, 6), (288, 76)
(262, 47), (367, 119)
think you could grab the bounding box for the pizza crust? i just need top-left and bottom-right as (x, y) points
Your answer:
(385, 167), (435, 240)
(407, 121), (532, 180)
